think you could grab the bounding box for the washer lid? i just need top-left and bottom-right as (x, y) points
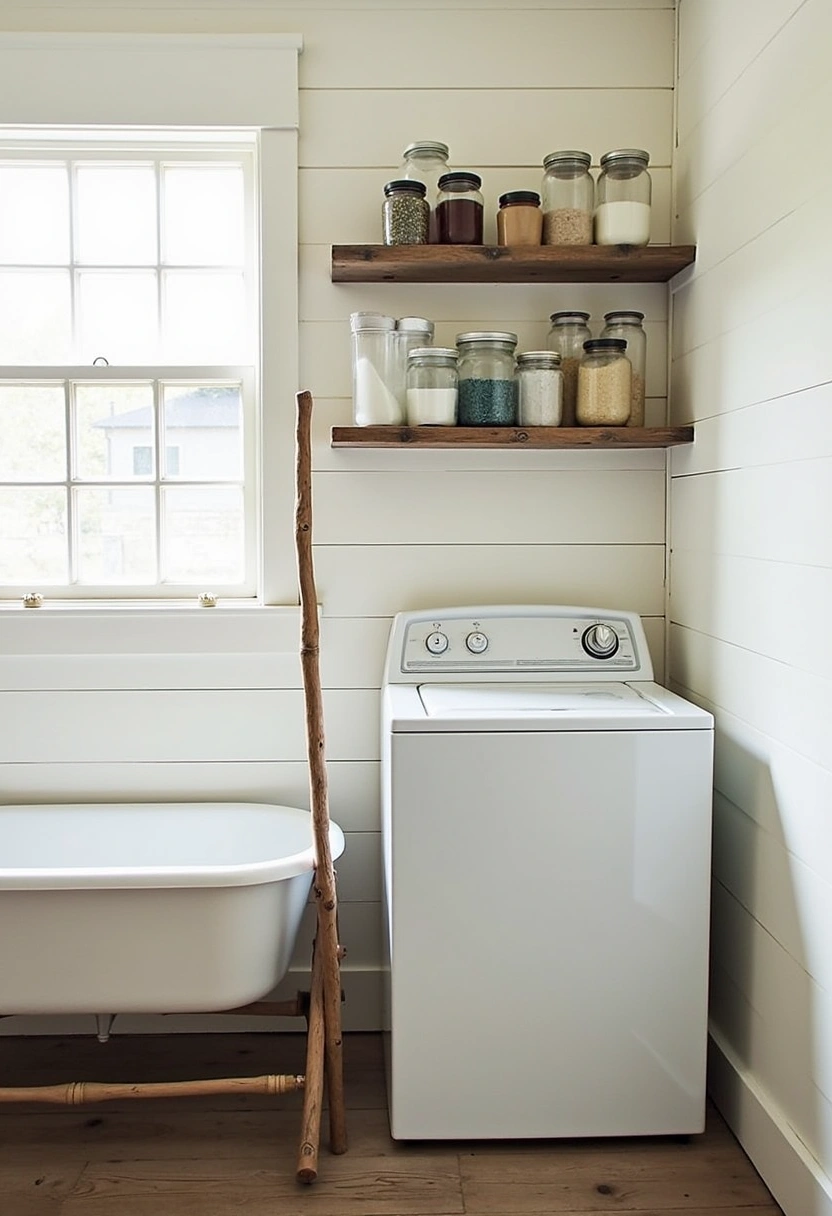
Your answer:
(418, 682), (664, 717)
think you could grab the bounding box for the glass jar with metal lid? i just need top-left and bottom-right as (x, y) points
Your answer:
(390, 316), (435, 414)
(595, 149), (652, 246)
(382, 179), (429, 246)
(545, 310), (592, 426)
(497, 191), (542, 246)
(406, 347), (458, 426)
(401, 140), (450, 243)
(517, 351), (562, 426)
(456, 331), (517, 426)
(576, 337), (632, 426)
(541, 151), (594, 246)
(350, 312), (400, 426)
(601, 310), (646, 427)
(436, 172), (484, 245)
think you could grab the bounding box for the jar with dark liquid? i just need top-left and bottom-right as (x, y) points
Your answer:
(436, 172), (484, 244)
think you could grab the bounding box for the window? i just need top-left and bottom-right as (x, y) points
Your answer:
(0, 34), (302, 606)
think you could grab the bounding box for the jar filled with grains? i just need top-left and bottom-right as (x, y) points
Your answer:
(497, 191), (543, 246)
(595, 149), (652, 246)
(406, 347), (458, 426)
(401, 140), (450, 244)
(382, 179), (429, 245)
(541, 151), (594, 245)
(436, 172), (484, 245)
(517, 351), (562, 426)
(456, 331), (518, 426)
(601, 310), (646, 427)
(545, 310), (592, 426)
(576, 338), (632, 426)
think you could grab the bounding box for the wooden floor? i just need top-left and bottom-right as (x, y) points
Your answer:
(0, 1032), (783, 1216)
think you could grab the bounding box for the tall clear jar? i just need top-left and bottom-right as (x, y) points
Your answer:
(436, 172), (484, 245)
(541, 150), (594, 245)
(401, 140), (450, 244)
(576, 338), (632, 426)
(601, 310), (646, 427)
(545, 310), (591, 426)
(456, 331), (518, 426)
(350, 312), (401, 426)
(595, 149), (652, 246)
(517, 351), (562, 426)
(406, 347), (458, 426)
(390, 316), (435, 415)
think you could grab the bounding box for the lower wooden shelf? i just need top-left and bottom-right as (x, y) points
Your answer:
(331, 425), (694, 449)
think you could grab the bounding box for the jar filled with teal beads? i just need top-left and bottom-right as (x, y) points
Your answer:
(456, 332), (518, 426)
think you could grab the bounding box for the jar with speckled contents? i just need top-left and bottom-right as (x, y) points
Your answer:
(456, 332), (518, 426)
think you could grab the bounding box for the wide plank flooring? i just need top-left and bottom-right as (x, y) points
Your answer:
(0, 1032), (783, 1215)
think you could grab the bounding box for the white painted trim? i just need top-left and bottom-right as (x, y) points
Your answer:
(709, 1027), (832, 1216)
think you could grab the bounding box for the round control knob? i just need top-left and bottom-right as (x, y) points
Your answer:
(425, 631), (449, 655)
(582, 623), (619, 659)
(465, 631), (489, 655)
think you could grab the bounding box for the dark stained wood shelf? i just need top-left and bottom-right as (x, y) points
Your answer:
(331, 425), (694, 449)
(331, 244), (696, 284)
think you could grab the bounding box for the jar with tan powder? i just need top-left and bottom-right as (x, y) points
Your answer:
(546, 310), (591, 426)
(541, 151), (594, 245)
(497, 191), (542, 245)
(576, 338), (631, 426)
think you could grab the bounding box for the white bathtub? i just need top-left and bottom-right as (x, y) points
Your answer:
(0, 802), (345, 1015)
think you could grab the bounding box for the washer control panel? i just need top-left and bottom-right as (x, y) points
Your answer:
(389, 606), (650, 681)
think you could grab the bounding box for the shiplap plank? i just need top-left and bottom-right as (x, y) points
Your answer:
(313, 470), (665, 545)
(0, 760), (380, 832)
(670, 463), (832, 566)
(669, 550), (832, 681)
(300, 89), (673, 169)
(302, 320), (668, 398)
(0, 689), (380, 763)
(668, 625), (832, 774)
(0, 0), (675, 13)
(314, 543), (666, 617)
(300, 168), (673, 247)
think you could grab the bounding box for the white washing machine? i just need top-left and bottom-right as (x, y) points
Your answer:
(381, 604), (714, 1141)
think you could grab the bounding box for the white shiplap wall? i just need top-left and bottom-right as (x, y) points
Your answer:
(0, 0), (675, 1034)
(671, 2), (832, 1213)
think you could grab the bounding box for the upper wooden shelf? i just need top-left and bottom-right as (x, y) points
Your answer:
(330, 244), (697, 284)
(331, 426), (694, 450)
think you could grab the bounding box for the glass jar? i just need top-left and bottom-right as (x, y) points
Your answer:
(576, 338), (632, 426)
(406, 347), (458, 426)
(350, 312), (401, 426)
(595, 149), (652, 246)
(436, 172), (484, 245)
(541, 151), (594, 245)
(497, 191), (542, 246)
(601, 310), (646, 427)
(401, 140), (450, 244)
(382, 179), (429, 246)
(390, 316), (435, 414)
(545, 310), (592, 426)
(517, 351), (562, 426)
(456, 332), (518, 426)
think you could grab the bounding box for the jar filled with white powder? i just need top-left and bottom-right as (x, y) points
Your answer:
(595, 149), (652, 246)
(406, 347), (458, 425)
(350, 312), (401, 426)
(517, 351), (563, 426)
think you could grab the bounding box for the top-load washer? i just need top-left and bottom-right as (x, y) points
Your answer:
(381, 604), (713, 1141)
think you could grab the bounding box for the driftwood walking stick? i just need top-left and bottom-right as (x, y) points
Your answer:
(294, 390), (347, 1184)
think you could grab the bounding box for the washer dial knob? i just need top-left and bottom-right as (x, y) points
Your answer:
(425, 630), (449, 655)
(465, 631), (489, 654)
(582, 623), (619, 659)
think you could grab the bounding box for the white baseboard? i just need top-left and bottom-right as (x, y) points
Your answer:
(0, 967), (383, 1037)
(709, 1028), (832, 1216)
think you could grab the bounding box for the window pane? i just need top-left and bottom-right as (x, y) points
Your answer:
(75, 486), (156, 584)
(163, 271), (246, 363)
(162, 485), (244, 583)
(0, 486), (67, 584)
(162, 385), (242, 479)
(76, 165), (157, 266)
(163, 166), (244, 266)
(77, 271), (158, 363)
(74, 384), (155, 480)
(0, 385), (66, 480)
(0, 271), (71, 363)
(0, 165), (69, 264)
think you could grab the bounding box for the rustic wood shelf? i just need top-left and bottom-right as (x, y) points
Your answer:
(330, 244), (696, 284)
(331, 426), (694, 450)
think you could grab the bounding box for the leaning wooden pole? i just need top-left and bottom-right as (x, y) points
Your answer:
(294, 389), (347, 1172)
(296, 943), (326, 1182)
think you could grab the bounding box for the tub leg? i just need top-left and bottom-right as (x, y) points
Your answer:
(296, 944), (325, 1184)
(95, 1014), (114, 1043)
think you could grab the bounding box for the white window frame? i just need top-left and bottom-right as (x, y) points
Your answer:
(0, 33), (302, 609)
